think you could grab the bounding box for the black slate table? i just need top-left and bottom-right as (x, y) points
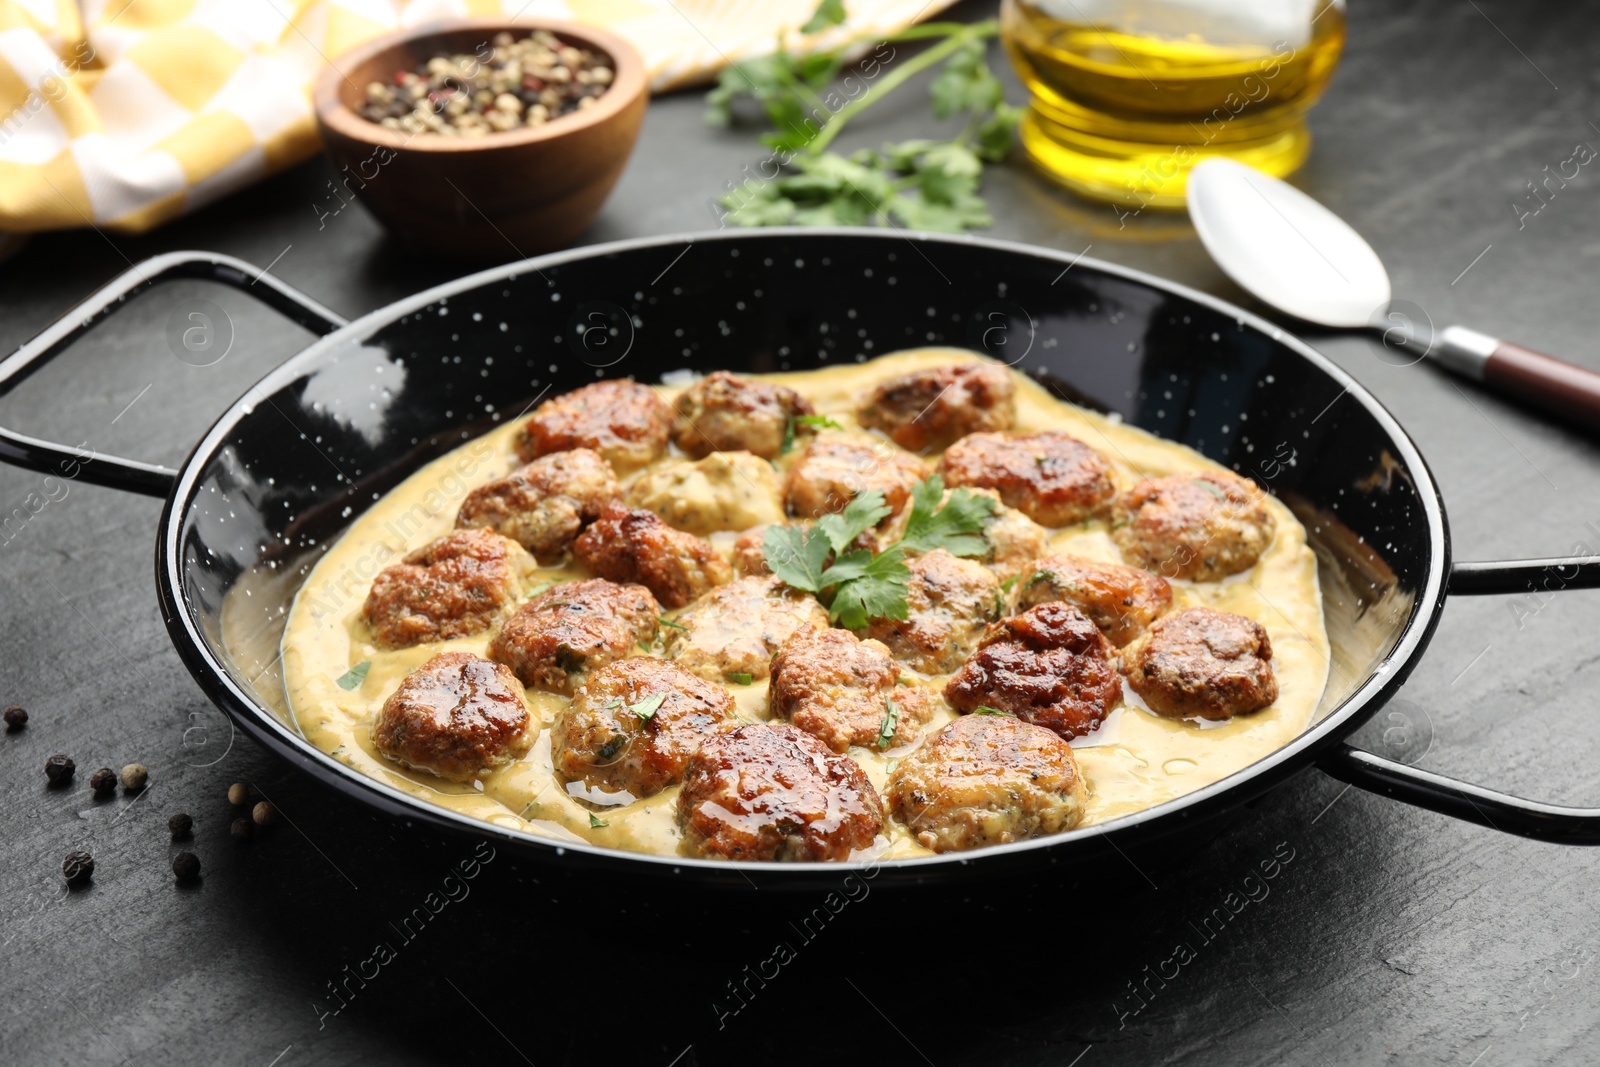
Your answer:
(4, 2), (1599, 1064)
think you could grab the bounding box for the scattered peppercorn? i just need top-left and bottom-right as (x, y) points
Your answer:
(227, 782), (249, 806)
(3, 704), (25, 730)
(251, 801), (277, 827)
(120, 763), (148, 791)
(62, 850), (94, 887)
(168, 812), (193, 840)
(357, 29), (614, 137)
(44, 754), (75, 786)
(89, 767), (117, 798)
(172, 852), (201, 882)
(231, 817), (253, 841)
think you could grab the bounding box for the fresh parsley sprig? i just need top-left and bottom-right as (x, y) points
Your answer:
(708, 1), (1019, 234)
(762, 475), (995, 628)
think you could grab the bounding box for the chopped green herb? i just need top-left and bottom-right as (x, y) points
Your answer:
(1193, 478), (1228, 500)
(1110, 518), (1129, 531)
(597, 737), (626, 760)
(876, 695), (900, 750)
(637, 639), (653, 652)
(602, 696), (625, 710)
(782, 413), (845, 454)
(973, 706), (1015, 716)
(1027, 570), (1056, 586)
(995, 572), (1020, 615)
(335, 661), (371, 691)
(629, 693), (667, 721)
(589, 813), (609, 829)
(724, 671), (755, 685)
(658, 616), (689, 631)
(899, 474), (995, 557)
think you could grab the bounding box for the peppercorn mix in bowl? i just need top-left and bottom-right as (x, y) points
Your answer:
(313, 19), (646, 260)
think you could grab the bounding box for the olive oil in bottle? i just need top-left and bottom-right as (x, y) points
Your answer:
(1001, 0), (1346, 209)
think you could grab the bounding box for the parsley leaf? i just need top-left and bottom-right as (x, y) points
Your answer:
(725, 671), (754, 685)
(899, 474), (995, 556)
(801, 0), (847, 34)
(658, 615), (689, 631)
(630, 694), (667, 722)
(763, 523), (832, 593)
(876, 695), (900, 750)
(335, 661), (371, 691)
(995, 572), (1020, 616)
(782, 412), (843, 454)
(589, 813), (609, 828)
(973, 706), (1015, 716)
(815, 488), (891, 555)
(827, 545), (911, 629)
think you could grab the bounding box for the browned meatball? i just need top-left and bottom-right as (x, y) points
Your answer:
(678, 724), (884, 861)
(1111, 470), (1276, 581)
(573, 502), (732, 609)
(769, 627), (938, 752)
(1123, 607), (1277, 720)
(488, 579), (660, 695)
(673, 370), (816, 459)
(372, 652), (534, 781)
(361, 529), (532, 649)
(1011, 554), (1172, 646)
(860, 549), (999, 674)
(886, 713), (1088, 853)
(456, 448), (618, 561)
(552, 658), (735, 798)
(944, 602), (1121, 741)
(516, 379), (671, 472)
(939, 431), (1116, 527)
(663, 576), (828, 683)
(857, 362), (1016, 453)
(785, 432), (928, 521)
(732, 524), (777, 576)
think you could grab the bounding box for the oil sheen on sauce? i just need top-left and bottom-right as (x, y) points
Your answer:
(281, 349), (1330, 860)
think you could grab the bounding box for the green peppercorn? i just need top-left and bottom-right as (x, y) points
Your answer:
(62, 850), (93, 887)
(89, 767), (117, 798)
(168, 812), (193, 840)
(171, 852), (201, 882)
(3, 704), (25, 730)
(44, 754), (75, 786)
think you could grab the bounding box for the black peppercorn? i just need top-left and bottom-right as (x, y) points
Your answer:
(230, 817), (253, 841)
(44, 754), (75, 786)
(62, 850), (94, 886)
(89, 767), (117, 798)
(172, 852), (201, 882)
(3, 704), (25, 730)
(168, 812), (193, 840)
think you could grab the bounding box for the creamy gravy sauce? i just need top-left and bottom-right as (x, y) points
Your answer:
(282, 349), (1329, 859)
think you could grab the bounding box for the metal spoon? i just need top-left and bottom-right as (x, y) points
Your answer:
(1186, 157), (1600, 429)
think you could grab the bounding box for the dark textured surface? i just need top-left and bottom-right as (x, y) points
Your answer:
(2, 2), (1598, 1064)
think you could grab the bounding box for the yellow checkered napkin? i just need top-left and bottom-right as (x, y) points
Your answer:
(0, 0), (955, 237)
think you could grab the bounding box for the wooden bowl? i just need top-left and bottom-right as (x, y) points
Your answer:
(313, 19), (647, 261)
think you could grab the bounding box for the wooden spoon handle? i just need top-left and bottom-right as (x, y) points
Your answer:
(1483, 340), (1600, 427)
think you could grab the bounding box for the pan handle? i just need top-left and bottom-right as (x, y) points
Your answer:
(0, 251), (347, 498)
(1318, 554), (1600, 843)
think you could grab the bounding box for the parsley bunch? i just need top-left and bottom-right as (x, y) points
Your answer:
(762, 475), (996, 628)
(707, 2), (1020, 233)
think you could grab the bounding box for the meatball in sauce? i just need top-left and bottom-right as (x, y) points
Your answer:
(887, 713), (1088, 853)
(944, 602), (1122, 741)
(1123, 607), (1277, 720)
(678, 724), (885, 862)
(859, 548), (999, 674)
(1010, 554), (1172, 647)
(488, 579), (660, 695)
(769, 627), (938, 753)
(517, 379), (671, 473)
(552, 657), (735, 799)
(1111, 469), (1275, 581)
(456, 448), (617, 561)
(573, 502), (731, 608)
(372, 652), (534, 782)
(672, 370), (815, 459)
(857, 361), (1016, 453)
(361, 528), (532, 649)
(662, 575), (829, 684)
(939, 430), (1117, 527)
(785, 432), (927, 521)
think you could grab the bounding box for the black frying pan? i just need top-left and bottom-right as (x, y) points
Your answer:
(3, 229), (1596, 889)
